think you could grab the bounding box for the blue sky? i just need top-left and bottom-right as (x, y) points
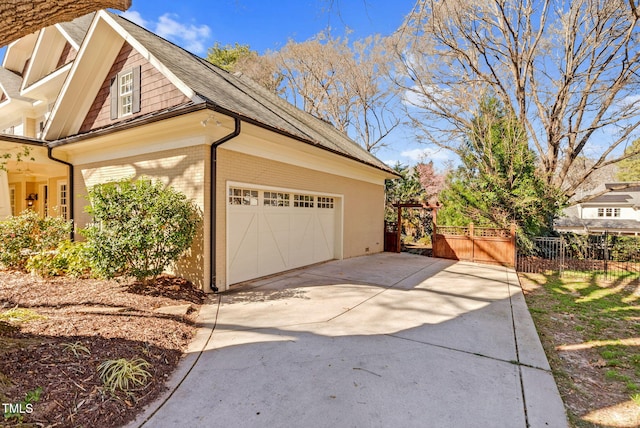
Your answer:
(2, 0), (453, 167)
(117, 0), (449, 167)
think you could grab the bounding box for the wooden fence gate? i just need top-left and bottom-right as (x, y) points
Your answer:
(432, 223), (516, 267)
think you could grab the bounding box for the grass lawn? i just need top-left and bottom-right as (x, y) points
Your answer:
(519, 271), (640, 427)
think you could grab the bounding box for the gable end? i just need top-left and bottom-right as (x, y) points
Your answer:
(80, 43), (190, 133)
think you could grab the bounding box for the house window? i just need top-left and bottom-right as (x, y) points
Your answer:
(598, 208), (621, 217)
(317, 196), (334, 209)
(58, 181), (68, 220)
(293, 194), (314, 208)
(9, 185), (15, 216)
(229, 187), (258, 206)
(264, 192), (290, 207)
(110, 66), (141, 120)
(119, 71), (133, 116)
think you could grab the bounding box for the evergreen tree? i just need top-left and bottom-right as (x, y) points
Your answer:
(616, 139), (640, 182)
(439, 97), (561, 240)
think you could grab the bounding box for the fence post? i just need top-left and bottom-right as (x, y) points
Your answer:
(469, 222), (475, 262)
(510, 223), (516, 267)
(560, 235), (565, 277)
(604, 231), (609, 278)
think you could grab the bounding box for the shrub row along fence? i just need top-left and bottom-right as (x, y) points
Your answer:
(516, 233), (640, 279)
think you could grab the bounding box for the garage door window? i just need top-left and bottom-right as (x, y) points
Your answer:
(293, 194), (314, 208)
(264, 192), (290, 207)
(229, 187), (258, 205)
(318, 197), (334, 209)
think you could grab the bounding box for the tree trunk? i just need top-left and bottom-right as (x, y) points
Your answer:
(0, 0), (130, 47)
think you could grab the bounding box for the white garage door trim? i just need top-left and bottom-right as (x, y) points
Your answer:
(226, 181), (343, 286)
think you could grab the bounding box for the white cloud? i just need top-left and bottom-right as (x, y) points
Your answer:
(155, 13), (211, 54)
(119, 10), (211, 55)
(120, 10), (148, 28)
(400, 147), (451, 162)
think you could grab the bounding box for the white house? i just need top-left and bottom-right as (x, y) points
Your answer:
(554, 183), (640, 235)
(0, 11), (399, 292)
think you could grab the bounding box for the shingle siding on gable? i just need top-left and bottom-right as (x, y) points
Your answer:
(79, 43), (190, 133)
(56, 42), (77, 69)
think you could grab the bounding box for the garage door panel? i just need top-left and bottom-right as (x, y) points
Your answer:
(259, 212), (290, 274)
(290, 212), (315, 267)
(228, 210), (259, 283)
(314, 213), (334, 261)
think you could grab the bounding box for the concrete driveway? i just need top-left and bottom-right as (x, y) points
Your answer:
(128, 253), (567, 428)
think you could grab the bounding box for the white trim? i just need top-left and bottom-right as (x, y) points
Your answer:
(57, 179), (68, 220)
(46, 11), (197, 139)
(99, 11), (196, 100)
(223, 134), (388, 185)
(54, 23), (81, 51)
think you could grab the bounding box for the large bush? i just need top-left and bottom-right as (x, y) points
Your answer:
(83, 177), (200, 285)
(0, 210), (71, 269)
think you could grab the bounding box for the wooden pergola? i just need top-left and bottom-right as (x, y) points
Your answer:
(386, 201), (440, 253)
(0, 0), (130, 47)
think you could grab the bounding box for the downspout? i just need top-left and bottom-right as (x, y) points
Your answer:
(209, 117), (241, 292)
(47, 146), (74, 241)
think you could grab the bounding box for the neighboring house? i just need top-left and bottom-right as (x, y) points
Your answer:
(0, 10), (398, 291)
(554, 183), (640, 235)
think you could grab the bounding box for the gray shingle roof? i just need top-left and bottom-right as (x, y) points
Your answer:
(554, 216), (640, 231)
(58, 12), (94, 46)
(109, 12), (396, 176)
(0, 66), (34, 102)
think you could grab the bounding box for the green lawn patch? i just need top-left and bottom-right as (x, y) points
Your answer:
(520, 272), (640, 427)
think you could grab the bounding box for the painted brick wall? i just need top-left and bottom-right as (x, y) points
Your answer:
(74, 145), (208, 288)
(79, 43), (190, 133)
(215, 148), (385, 289)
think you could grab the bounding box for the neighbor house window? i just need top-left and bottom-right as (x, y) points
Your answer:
(598, 208), (621, 218)
(110, 66), (141, 120)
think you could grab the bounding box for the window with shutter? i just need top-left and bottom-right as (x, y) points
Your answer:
(110, 66), (141, 120)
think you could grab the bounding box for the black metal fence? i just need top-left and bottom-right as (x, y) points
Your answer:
(517, 233), (640, 279)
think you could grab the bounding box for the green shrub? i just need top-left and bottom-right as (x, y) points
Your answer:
(83, 177), (200, 285)
(26, 240), (93, 278)
(0, 210), (71, 269)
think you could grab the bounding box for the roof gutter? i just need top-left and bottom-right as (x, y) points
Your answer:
(47, 147), (74, 241)
(209, 115), (241, 293)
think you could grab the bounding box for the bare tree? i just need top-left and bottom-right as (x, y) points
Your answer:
(265, 32), (401, 153)
(0, 0), (130, 46)
(392, 0), (640, 204)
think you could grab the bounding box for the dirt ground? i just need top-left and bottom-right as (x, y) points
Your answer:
(0, 271), (208, 428)
(519, 274), (640, 428)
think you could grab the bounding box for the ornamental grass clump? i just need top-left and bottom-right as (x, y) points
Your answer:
(98, 357), (151, 394)
(83, 177), (200, 285)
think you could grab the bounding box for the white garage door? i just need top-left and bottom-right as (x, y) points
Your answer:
(227, 185), (338, 285)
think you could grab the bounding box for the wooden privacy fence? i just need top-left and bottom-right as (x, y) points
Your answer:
(433, 223), (516, 266)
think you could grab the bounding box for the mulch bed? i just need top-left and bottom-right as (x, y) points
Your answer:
(0, 271), (208, 427)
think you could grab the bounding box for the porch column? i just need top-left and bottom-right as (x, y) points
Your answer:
(0, 169), (10, 219)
